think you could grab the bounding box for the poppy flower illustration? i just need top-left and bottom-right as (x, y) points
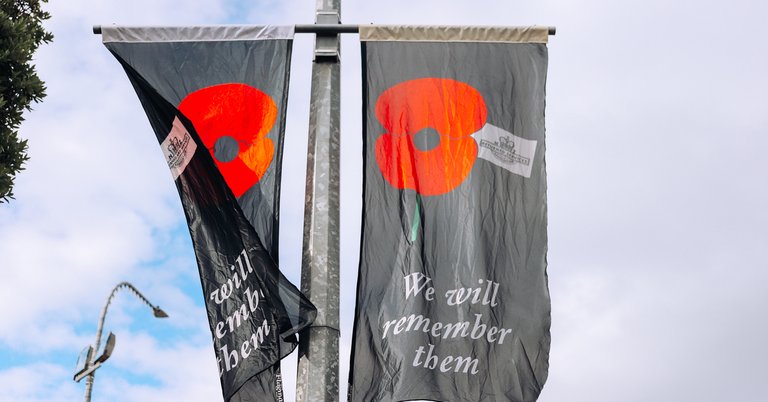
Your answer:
(179, 83), (277, 198)
(374, 77), (486, 197)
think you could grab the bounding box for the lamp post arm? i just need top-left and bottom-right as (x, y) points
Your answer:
(92, 283), (120, 355)
(83, 282), (166, 402)
(92, 281), (163, 353)
(83, 284), (119, 402)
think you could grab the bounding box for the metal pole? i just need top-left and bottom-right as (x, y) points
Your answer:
(82, 282), (167, 402)
(296, 0), (341, 401)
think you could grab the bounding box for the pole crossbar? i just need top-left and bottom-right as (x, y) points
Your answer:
(92, 24), (556, 35)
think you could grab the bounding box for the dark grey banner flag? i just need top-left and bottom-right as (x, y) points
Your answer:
(349, 26), (551, 402)
(103, 26), (315, 402)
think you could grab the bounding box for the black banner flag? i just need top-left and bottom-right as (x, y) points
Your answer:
(349, 26), (551, 402)
(103, 26), (315, 401)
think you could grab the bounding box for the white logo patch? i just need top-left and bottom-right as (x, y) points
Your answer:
(161, 117), (197, 180)
(471, 124), (537, 178)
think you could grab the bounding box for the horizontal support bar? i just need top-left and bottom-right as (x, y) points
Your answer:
(93, 25), (556, 36)
(296, 24), (359, 34)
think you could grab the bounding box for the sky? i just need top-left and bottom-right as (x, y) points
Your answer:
(1, 0), (767, 401)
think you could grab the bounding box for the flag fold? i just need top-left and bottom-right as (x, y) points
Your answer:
(104, 26), (315, 402)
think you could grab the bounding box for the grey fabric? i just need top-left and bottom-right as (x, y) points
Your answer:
(104, 32), (306, 402)
(105, 37), (291, 255)
(102, 25), (294, 43)
(349, 38), (550, 402)
(359, 25), (549, 43)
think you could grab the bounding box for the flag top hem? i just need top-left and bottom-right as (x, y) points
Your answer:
(102, 25), (295, 43)
(359, 25), (549, 43)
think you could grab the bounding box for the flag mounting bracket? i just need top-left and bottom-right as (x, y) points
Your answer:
(92, 25), (556, 36)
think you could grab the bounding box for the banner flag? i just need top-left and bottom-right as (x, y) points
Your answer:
(103, 26), (315, 401)
(349, 26), (551, 402)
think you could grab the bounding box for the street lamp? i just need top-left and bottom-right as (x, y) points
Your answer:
(74, 281), (168, 402)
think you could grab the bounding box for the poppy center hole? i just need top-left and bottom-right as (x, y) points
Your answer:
(412, 127), (441, 152)
(213, 135), (240, 163)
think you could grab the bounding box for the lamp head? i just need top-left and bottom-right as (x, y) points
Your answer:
(153, 307), (169, 318)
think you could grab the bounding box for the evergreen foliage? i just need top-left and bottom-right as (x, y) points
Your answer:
(0, 0), (52, 202)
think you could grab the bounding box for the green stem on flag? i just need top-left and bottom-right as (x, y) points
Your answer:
(410, 193), (422, 242)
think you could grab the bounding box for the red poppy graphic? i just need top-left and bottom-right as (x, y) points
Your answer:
(179, 83), (277, 198)
(374, 78), (486, 196)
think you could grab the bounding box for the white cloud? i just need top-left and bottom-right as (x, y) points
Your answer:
(0, 363), (81, 402)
